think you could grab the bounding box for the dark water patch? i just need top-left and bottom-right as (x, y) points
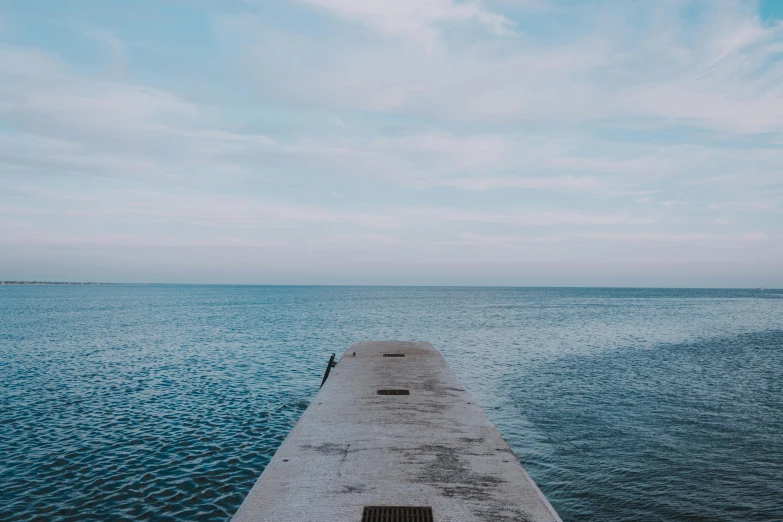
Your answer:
(507, 330), (783, 521)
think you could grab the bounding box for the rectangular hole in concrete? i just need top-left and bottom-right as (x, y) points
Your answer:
(383, 354), (405, 357)
(362, 506), (433, 522)
(377, 389), (410, 396)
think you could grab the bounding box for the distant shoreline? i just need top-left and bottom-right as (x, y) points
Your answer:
(0, 281), (107, 285)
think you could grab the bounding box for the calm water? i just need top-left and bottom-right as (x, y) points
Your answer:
(1, 286), (782, 521)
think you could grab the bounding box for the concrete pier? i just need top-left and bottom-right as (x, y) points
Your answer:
(232, 341), (561, 522)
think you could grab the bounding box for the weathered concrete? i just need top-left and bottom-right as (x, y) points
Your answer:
(232, 341), (562, 522)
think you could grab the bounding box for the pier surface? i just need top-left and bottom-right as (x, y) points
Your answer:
(232, 341), (561, 522)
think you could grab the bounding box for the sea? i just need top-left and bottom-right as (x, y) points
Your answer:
(1, 285), (781, 521)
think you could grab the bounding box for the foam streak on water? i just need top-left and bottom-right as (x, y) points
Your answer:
(1, 286), (782, 521)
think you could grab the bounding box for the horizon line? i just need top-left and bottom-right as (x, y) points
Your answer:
(0, 281), (777, 290)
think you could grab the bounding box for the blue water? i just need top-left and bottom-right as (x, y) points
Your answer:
(1, 286), (782, 521)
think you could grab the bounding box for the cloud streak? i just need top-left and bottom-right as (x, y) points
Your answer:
(295, 0), (513, 48)
(221, 2), (783, 130)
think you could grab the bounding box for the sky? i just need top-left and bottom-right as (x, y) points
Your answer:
(1, 0), (782, 286)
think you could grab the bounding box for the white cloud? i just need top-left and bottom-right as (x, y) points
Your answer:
(3, 186), (655, 232)
(3, 35), (781, 217)
(402, 207), (655, 227)
(742, 231), (768, 241)
(584, 232), (725, 243)
(709, 201), (776, 211)
(438, 175), (600, 191)
(438, 232), (566, 248)
(221, 2), (783, 131)
(0, 45), (286, 185)
(295, 0), (513, 48)
(7, 188), (403, 230)
(0, 45), (204, 143)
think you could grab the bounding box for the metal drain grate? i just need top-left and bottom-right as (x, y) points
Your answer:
(377, 389), (410, 395)
(383, 354), (405, 357)
(362, 506), (433, 522)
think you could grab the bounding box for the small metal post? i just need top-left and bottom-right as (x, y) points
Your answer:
(320, 353), (337, 388)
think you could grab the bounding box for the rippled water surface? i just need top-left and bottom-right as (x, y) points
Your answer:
(2, 286), (782, 521)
